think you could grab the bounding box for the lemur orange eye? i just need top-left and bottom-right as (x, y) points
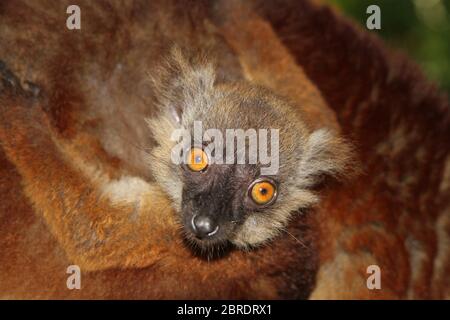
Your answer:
(186, 147), (208, 172)
(249, 179), (277, 206)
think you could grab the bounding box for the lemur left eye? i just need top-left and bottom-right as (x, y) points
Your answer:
(186, 147), (208, 172)
(249, 179), (277, 206)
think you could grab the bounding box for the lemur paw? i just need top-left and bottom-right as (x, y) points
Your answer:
(0, 60), (41, 99)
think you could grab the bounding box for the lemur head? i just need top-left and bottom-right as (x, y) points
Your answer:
(148, 49), (353, 251)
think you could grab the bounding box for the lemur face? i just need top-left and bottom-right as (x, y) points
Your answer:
(172, 86), (294, 250)
(148, 49), (353, 252)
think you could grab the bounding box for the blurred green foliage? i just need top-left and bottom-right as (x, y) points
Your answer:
(326, 0), (450, 94)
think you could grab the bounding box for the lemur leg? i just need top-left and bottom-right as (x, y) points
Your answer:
(214, 0), (339, 132)
(0, 62), (177, 271)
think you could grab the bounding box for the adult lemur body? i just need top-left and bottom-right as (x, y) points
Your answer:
(0, 0), (448, 299)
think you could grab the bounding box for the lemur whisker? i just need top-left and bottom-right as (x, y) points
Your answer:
(283, 229), (309, 250)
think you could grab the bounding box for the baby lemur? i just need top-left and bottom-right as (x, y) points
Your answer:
(148, 48), (353, 251)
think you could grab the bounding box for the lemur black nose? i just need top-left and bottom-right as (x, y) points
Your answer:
(191, 215), (219, 239)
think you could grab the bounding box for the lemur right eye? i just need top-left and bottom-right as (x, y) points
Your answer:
(186, 147), (208, 172)
(249, 178), (277, 206)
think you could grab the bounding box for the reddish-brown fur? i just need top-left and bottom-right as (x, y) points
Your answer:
(0, 0), (448, 299)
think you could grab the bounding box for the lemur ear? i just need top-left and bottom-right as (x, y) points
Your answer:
(296, 129), (357, 188)
(151, 46), (216, 125)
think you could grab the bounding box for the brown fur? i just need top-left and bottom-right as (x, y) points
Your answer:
(0, 0), (448, 299)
